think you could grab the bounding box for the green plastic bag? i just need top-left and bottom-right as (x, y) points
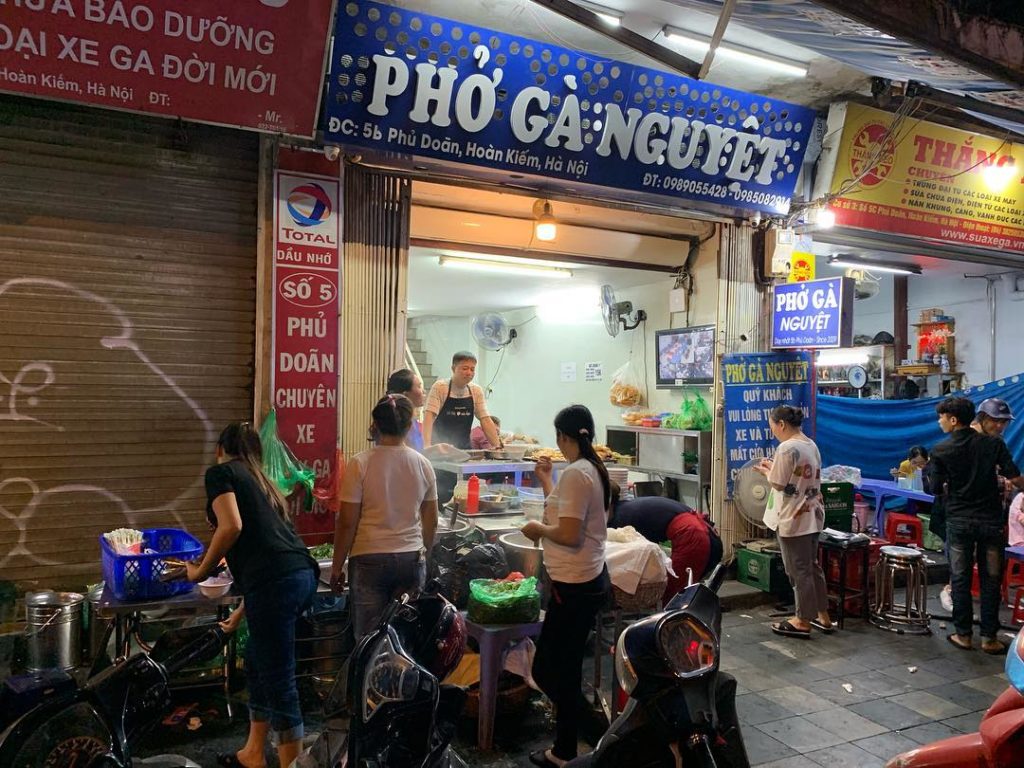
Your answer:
(677, 392), (697, 429)
(259, 410), (316, 509)
(467, 577), (541, 624)
(690, 392), (713, 431)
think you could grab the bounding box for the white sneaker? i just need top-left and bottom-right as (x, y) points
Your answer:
(939, 585), (953, 612)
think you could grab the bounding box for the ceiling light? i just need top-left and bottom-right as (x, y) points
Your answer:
(828, 255), (922, 276)
(817, 207), (836, 229)
(439, 254), (573, 279)
(662, 25), (808, 78)
(575, 0), (623, 26)
(816, 349), (871, 367)
(534, 199), (558, 242)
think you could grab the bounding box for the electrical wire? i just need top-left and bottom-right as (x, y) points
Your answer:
(484, 344), (507, 395)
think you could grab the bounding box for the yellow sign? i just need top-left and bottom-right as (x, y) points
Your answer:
(788, 234), (815, 282)
(828, 104), (1024, 253)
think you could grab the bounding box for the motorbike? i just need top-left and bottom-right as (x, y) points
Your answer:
(300, 586), (469, 768)
(565, 563), (750, 768)
(0, 622), (225, 767)
(884, 626), (1024, 767)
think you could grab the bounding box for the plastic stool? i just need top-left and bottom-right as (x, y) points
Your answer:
(1013, 588), (1024, 625)
(1005, 559), (1024, 607)
(884, 513), (923, 548)
(870, 545), (931, 635)
(463, 614), (544, 751)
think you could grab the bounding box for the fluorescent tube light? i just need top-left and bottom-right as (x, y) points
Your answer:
(439, 255), (573, 279)
(576, 1), (623, 26)
(662, 25), (808, 78)
(828, 255), (922, 276)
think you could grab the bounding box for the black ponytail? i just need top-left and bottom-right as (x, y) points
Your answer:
(372, 394), (414, 437)
(554, 404), (611, 510)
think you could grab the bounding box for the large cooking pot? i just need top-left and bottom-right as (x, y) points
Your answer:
(498, 532), (544, 580)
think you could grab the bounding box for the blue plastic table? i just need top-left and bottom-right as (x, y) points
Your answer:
(859, 478), (934, 532)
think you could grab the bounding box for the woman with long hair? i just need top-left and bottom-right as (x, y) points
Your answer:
(755, 404), (834, 639)
(331, 394), (439, 637)
(186, 421), (318, 768)
(521, 404), (611, 768)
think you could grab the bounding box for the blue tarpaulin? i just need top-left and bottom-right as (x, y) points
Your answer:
(817, 375), (1024, 480)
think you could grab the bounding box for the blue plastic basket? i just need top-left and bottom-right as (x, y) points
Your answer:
(100, 528), (204, 601)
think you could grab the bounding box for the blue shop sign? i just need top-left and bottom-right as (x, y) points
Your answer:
(722, 352), (815, 496)
(323, 1), (816, 215)
(771, 277), (853, 349)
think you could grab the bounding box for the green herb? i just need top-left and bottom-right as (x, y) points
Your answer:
(309, 544), (334, 560)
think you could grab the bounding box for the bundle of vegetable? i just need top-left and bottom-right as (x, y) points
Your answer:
(309, 543), (334, 560)
(467, 575), (540, 624)
(103, 528), (144, 554)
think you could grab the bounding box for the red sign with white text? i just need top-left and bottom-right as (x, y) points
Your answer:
(274, 171), (341, 541)
(0, 1), (334, 136)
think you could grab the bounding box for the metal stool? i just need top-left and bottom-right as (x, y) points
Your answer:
(870, 545), (931, 635)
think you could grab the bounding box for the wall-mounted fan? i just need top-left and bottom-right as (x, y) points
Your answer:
(471, 313), (517, 351)
(732, 458), (772, 526)
(600, 284), (647, 338)
(843, 267), (880, 301)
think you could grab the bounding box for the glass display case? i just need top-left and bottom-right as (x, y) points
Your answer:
(815, 344), (895, 399)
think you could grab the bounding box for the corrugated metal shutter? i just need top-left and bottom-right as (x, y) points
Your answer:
(340, 164), (411, 458)
(0, 95), (258, 591)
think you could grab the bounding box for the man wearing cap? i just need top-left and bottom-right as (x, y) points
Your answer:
(973, 397), (1015, 439)
(931, 397), (1024, 654)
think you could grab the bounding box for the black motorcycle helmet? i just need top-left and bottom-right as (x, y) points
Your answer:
(391, 589), (466, 681)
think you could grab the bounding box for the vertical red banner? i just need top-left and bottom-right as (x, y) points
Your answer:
(273, 171), (341, 541)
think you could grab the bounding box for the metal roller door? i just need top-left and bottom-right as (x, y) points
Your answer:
(0, 95), (258, 590)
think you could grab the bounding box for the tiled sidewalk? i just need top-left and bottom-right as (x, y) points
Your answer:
(726, 589), (1010, 768)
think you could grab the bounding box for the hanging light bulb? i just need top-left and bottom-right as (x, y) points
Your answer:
(534, 200), (557, 241)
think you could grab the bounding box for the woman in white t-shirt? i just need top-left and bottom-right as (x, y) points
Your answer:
(330, 394), (438, 638)
(521, 404), (610, 768)
(755, 404), (834, 639)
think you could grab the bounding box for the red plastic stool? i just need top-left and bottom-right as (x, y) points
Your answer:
(1005, 559), (1024, 606)
(1012, 587), (1024, 625)
(885, 513), (923, 547)
(972, 564), (980, 598)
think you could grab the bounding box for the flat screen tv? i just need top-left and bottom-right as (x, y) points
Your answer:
(655, 325), (715, 387)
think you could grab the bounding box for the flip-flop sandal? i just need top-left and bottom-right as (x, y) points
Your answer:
(810, 619), (835, 634)
(771, 620), (811, 638)
(947, 633), (972, 651)
(529, 749), (565, 768)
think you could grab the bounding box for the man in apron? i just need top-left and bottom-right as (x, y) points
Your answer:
(423, 351), (502, 502)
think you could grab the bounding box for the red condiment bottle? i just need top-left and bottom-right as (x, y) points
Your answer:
(467, 474), (480, 515)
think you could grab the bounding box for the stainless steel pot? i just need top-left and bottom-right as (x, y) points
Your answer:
(25, 591), (85, 671)
(498, 532), (544, 580)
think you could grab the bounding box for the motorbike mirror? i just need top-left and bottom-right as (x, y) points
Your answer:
(703, 563), (726, 594)
(685, 567), (695, 588)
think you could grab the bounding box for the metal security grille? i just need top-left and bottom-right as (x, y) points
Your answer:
(340, 164), (411, 457)
(0, 95), (258, 590)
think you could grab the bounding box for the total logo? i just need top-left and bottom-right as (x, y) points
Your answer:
(287, 183), (333, 228)
(259, 0), (289, 7)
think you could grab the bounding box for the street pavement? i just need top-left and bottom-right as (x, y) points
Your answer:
(126, 583), (1012, 767)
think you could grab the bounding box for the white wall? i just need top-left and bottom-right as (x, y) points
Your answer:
(819, 263), (895, 341)
(409, 265), (718, 446)
(910, 272), (1023, 386)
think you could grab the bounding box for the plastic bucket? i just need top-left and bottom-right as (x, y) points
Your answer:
(25, 591), (85, 671)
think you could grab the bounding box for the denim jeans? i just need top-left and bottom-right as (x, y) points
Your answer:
(243, 567), (316, 742)
(948, 518), (1006, 638)
(348, 551), (425, 639)
(531, 567), (611, 761)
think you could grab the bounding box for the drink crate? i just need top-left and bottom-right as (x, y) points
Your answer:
(822, 482), (853, 532)
(736, 541), (792, 601)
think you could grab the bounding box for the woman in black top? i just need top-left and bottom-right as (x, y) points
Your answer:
(187, 422), (317, 768)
